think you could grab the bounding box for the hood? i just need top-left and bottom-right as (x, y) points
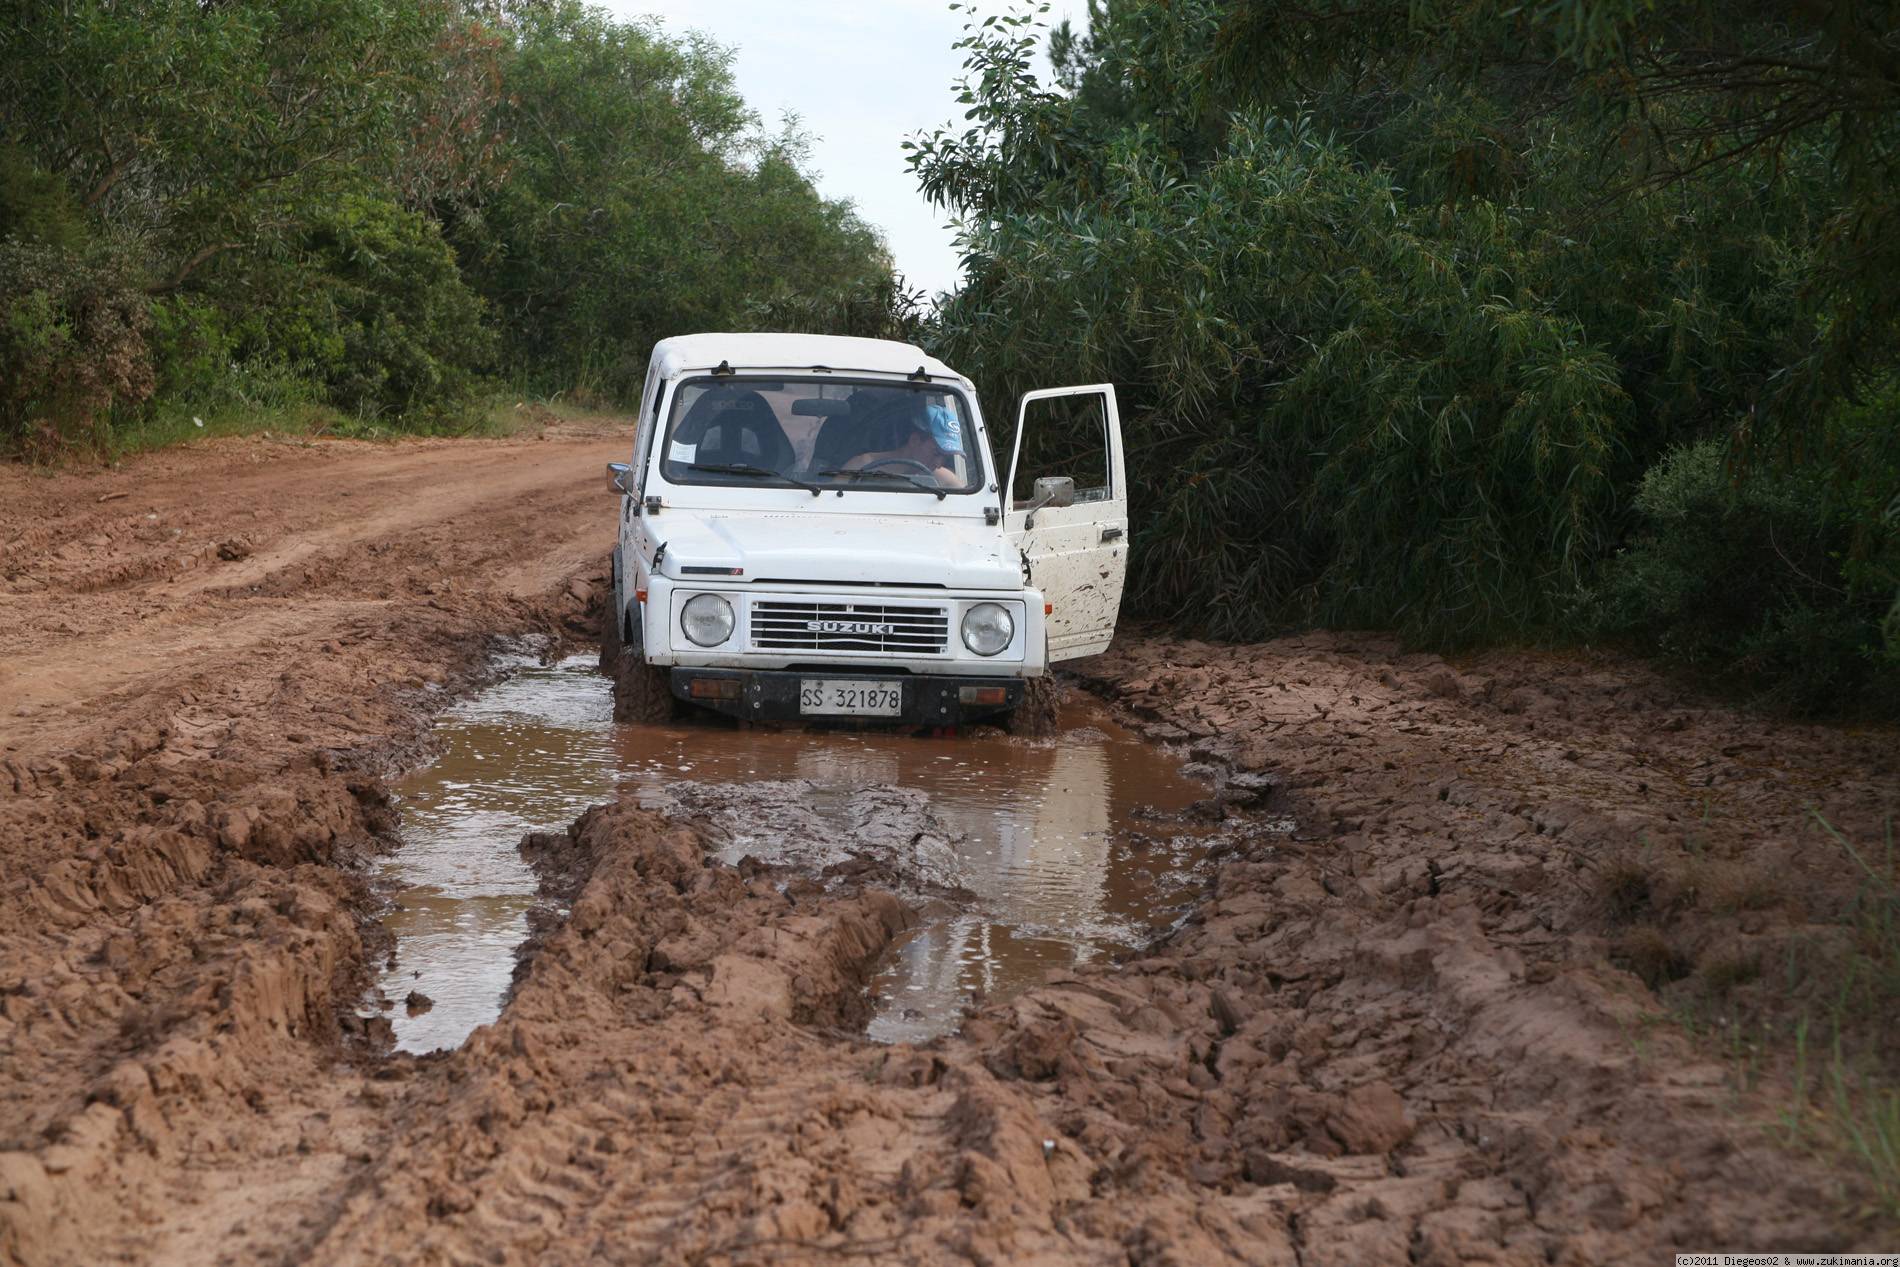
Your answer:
(653, 510), (1018, 590)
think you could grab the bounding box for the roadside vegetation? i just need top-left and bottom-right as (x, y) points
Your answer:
(0, 0), (916, 458)
(911, 0), (1900, 718)
(905, 1), (1900, 1208)
(1599, 809), (1900, 1217)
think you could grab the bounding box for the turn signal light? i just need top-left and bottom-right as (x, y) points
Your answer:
(958, 686), (1008, 706)
(689, 678), (741, 700)
(635, 588), (648, 604)
(1043, 602), (1053, 615)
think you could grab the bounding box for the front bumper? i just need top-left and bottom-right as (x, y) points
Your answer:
(669, 668), (1024, 724)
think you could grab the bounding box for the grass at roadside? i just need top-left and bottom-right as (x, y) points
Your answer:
(1611, 812), (1900, 1220)
(112, 400), (351, 454)
(1801, 1032), (1900, 1221)
(1795, 814), (1900, 1218)
(102, 394), (625, 461)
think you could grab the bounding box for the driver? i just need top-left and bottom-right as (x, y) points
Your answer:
(842, 401), (963, 486)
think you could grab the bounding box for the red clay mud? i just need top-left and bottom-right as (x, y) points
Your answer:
(2, 431), (1894, 1265)
(0, 428), (620, 1265)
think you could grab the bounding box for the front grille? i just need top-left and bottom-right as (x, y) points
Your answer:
(750, 600), (950, 656)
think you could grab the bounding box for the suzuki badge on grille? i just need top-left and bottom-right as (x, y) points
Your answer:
(806, 619), (895, 636)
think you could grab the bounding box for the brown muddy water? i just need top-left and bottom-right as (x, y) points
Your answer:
(373, 652), (1253, 1052)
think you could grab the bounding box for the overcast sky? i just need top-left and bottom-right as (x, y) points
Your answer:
(608, 0), (1086, 300)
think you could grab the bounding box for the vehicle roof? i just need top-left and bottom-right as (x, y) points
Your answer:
(649, 333), (966, 384)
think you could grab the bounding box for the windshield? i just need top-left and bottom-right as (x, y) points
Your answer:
(658, 376), (984, 495)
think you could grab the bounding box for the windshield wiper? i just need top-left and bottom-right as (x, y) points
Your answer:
(688, 462), (822, 496)
(815, 468), (948, 500)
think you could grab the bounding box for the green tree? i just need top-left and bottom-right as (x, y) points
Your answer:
(1209, 0), (1900, 433)
(453, 3), (901, 398)
(1, 0), (907, 446)
(0, 0), (503, 293)
(909, 0), (1894, 706)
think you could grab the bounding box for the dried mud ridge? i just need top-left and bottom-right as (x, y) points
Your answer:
(2, 431), (1896, 1265)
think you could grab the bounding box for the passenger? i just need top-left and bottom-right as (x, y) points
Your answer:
(843, 402), (963, 486)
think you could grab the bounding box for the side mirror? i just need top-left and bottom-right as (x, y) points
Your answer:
(606, 461), (631, 495)
(1034, 475), (1077, 509)
(1023, 475), (1076, 529)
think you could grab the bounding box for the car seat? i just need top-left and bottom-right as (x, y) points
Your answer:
(674, 388), (795, 471)
(810, 411), (875, 472)
(810, 390), (926, 472)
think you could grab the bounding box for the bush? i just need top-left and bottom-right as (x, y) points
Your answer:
(930, 114), (1628, 644)
(1590, 433), (1900, 713)
(139, 295), (322, 444)
(0, 238), (153, 458)
(256, 197), (493, 421)
(147, 295), (239, 404)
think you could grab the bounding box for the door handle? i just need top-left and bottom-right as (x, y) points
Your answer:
(1100, 527), (1124, 542)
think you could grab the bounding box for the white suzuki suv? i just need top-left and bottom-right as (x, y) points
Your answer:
(602, 333), (1127, 731)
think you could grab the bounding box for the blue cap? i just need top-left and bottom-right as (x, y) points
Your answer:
(922, 402), (964, 455)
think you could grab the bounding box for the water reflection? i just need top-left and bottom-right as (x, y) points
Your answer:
(374, 653), (1219, 1050)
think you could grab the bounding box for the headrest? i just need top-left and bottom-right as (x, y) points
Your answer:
(675, 387), (775, 444)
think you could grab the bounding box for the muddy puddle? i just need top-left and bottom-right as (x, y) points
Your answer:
(372, 652), (617, 1052)
(375, 653), (1240, 1051)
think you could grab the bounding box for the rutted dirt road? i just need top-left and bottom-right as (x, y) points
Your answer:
(2, 427), (1896, 1265)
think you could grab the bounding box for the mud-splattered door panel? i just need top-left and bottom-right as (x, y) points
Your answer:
(1003, 385), (1127, 659)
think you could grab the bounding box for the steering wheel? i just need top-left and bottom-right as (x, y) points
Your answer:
(861, 458), (940, 478)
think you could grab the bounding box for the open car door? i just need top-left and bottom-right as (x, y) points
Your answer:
(1003, 385), (1128, 661)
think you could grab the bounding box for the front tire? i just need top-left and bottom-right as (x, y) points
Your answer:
(611, 648), (678, 724)
(1004, 673), (1061, 737)
(599, 552), (625, 672)
(601, 557), (677, 724)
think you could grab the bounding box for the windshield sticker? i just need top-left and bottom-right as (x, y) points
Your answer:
(668, 441), (696, 464)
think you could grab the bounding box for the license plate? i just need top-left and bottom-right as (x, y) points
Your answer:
(799, 679), (903, 717)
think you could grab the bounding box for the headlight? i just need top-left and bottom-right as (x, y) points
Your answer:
(680, 593), (735, 647)
(961, 602), (1014, 656)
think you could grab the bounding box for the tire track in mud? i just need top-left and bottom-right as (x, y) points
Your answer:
(299, 804), (934, 1264)
(302, 793), (1242, 1266)
(1046, 637), (1899, 1259)
(0, 429), (627, 1266)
